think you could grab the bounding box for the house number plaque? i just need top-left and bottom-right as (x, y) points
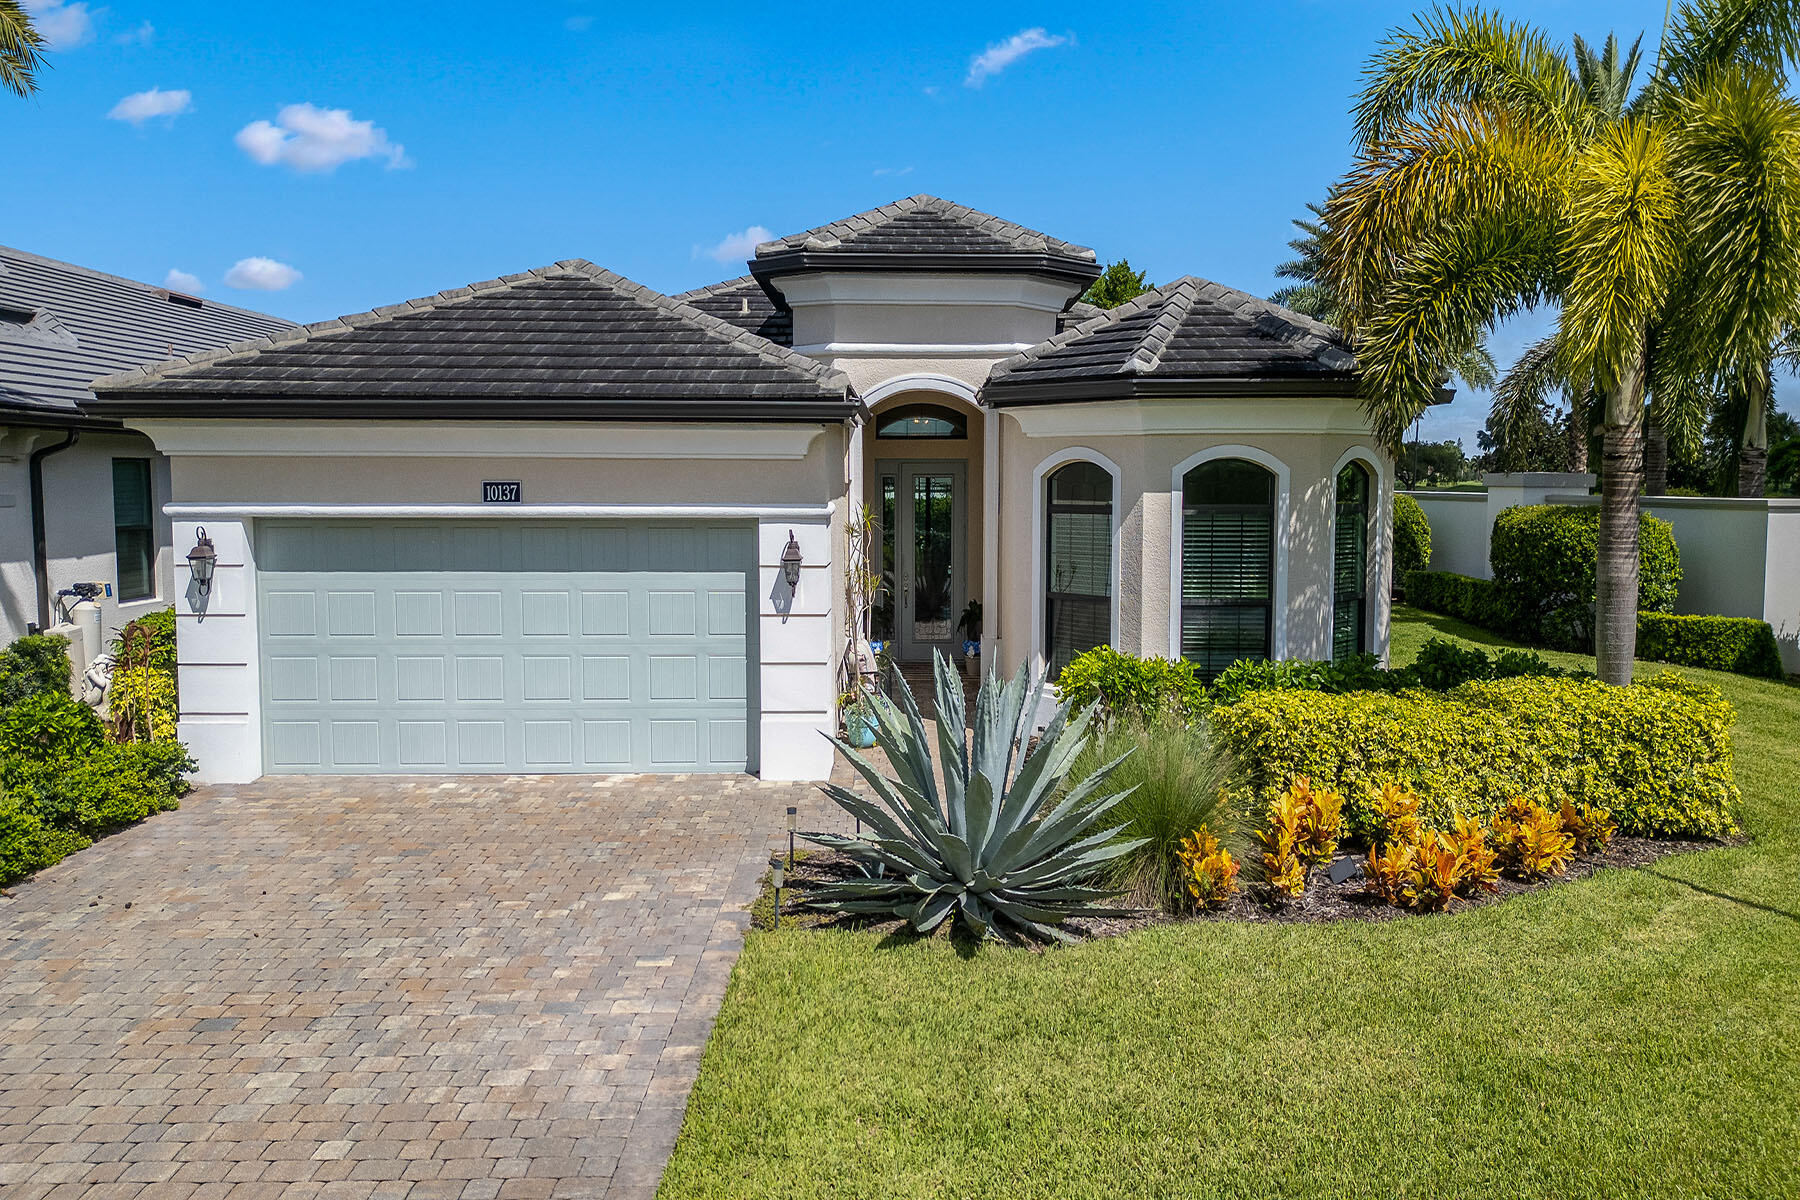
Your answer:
(482, 481), (522, 503)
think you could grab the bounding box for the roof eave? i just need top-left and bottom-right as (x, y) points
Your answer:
(981, 374), (1365, 407)
(750, 249), (1102, 306)
(81, 392), (861, 424)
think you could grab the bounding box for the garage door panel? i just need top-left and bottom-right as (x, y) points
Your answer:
(257, 520), (755, 774)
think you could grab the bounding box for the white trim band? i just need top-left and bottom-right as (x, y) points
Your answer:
(164, 502), (838, 521)
(792, 342), (1035, 358)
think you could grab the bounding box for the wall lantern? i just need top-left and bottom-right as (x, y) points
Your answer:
(186, 527), (218, 596)
(781, 530), (804, 589)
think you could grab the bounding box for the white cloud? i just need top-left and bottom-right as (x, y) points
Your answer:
(108, 87), (192, 125)
(873, 165), (914, 178)
(23, 0), (96, 49)
(114, 19), (152, 44)
(162, 268), (203, 294)
(235, 103), (411, 172)
(694, 225), (774, 264)
(223, 257), (301, 291)
(965, 27), (1071, 87)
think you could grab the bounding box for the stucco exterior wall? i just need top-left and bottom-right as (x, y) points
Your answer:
(139, 420), (853, 783)
(0, 427), (173, 646)
(990, 402), (1394, 679)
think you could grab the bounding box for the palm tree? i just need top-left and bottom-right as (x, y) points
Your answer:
(1272, 201), (1498, 390)
(0, 0), (46, 99)
(1319, 3), (1800, 684)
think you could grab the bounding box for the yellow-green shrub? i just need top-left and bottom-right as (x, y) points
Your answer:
(1210, 675), (1738, 840)
(1175, 828), (1239, 909)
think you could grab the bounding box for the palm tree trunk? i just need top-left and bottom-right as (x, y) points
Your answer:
(1594, 342), (1647, 686)
(1738, 360), (1770, 498)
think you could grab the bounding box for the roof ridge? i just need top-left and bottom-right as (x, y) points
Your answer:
(94, 262), (848, 396)
(756, 195), (1096, 261)
(983, 279), (1186, 385)
(552, 261), (843, 390)
(672, 274), (758, 300)
(1192, 279), (1357, 371)
(0, 243), (299, 327)
(1127, 278), (1201, 374)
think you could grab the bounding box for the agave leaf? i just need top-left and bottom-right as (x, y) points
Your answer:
(884, 663), (943, 816)
(814, 781), (922, 846)
(912, 888), (959, 933)
(933, 652), (970, 825)
(1002, 773), (1136, 874)
(928, 830), (976, 884)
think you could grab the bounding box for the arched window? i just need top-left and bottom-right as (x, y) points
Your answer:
(1180, 458), (1275, 675)
(1333, 461), (1372, 659)
(875, 403), (967, 439)
(1044, 461), (1113, 675)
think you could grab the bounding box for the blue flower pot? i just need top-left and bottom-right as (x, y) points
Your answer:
(847, 710), (877, 748)
(962, 638), (980, 659)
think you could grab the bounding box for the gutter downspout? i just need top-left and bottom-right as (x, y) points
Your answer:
(29, 430), (78, 630)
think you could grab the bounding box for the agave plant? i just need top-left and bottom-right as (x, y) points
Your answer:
(802, 651), (1141, 944)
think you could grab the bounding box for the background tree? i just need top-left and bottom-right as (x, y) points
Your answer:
(1081, 260), (1153, 308)
(1399, 438), (1474, 486)
(1318, 3), (1800, 684)
(0, 0), (44, 99)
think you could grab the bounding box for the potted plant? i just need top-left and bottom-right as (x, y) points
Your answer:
(840, 685), (878, 748)
(955, 598), (982, 662)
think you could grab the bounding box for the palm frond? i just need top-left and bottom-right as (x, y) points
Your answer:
(1558, 116), (1686, 392)
(0, 0), (47, 100)
(1655, 0), (1800, 99)
(1353, 7), (1588, 150)
(1455, 342), (1501, 390)
(1268, 281), (1336, 322)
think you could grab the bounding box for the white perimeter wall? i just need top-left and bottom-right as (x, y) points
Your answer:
(1406, 478), (1800, 671)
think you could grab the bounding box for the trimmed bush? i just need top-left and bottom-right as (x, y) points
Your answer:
(1490, 505), (1680, 649)
(1405, 570), (1508, 630)
(110, 608), (179, 743)
(1056, 646), (1208, 725)
(1394, 493), (1432, 575)
(1637, 612), (1785, 679)
(1208, 638), (1565, 706)
(0, 633), (71, 705)
(1209, 674), (1738, 841)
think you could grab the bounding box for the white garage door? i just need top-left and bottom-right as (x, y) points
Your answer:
(255, 520), (756, 773)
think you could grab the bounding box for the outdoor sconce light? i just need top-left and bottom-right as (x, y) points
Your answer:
(781, 530), (803, 589)
(786, 805), (798, 868)
(186, 527), (218, 597)
(769, 854), (785, 927)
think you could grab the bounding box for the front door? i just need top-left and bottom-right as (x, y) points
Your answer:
(878, 460), (967, 662)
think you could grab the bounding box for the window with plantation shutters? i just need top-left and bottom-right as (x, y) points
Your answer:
(112, 458), (155, 602)
(1044, 461), (1112, 676)
(1333, 461), (1371, 659)
(1180, 459), (1275, 677)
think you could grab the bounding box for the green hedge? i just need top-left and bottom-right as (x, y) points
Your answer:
(1393, 493), (1432, 576)
(1490, 505), (1680, 649)
(1404, 569), (1507, 629)
(1055, 646), (1207, 725)
(1210, 674), (1738, 840)
(1637, 613), (1785, 679)
(0, 629), (190, 886)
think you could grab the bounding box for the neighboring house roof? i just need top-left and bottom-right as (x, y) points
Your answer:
(87, 260), (855, 422)
(982, 276), (1360, 405)
(0, 245), (297, 425)
(749, 194), (1102, 297)
(674, 275), (792, 346)
(1057, 300), (1105, 332)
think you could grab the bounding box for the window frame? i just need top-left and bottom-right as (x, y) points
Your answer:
(1030, 449), (1120, 680)
(1332, 459), (1373, 659)
(1168, 446), (1290, 666)
(873, 403), (968, 440)
(111, 456), (156, 603)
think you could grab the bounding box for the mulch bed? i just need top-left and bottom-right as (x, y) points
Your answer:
(759, 834), (1730, 942)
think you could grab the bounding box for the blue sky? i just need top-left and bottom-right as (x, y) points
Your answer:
(10, 0), (1787, 447)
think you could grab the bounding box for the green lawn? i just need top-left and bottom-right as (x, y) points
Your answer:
(658, 610), (1800, 1200)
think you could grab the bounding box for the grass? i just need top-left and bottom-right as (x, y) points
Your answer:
(657, 609), (1800, 1200)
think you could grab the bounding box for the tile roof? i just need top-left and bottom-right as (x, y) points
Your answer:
(673, 275), (792, 346)
(982, 276), (1359, 402)
(0, 245), (297, 420)
(752, 194), (1098, 267)
(88, 260), (854, 420)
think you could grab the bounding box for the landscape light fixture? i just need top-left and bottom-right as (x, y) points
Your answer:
(769, 854), (785, 927)
(781, 530), (804, 588)
(186, 527), (218, 596)
(786, 805), (798, 868)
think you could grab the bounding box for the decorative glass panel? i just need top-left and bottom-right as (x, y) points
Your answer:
(911, 473), (954, 641)
(1180, 459), (1275, 677)
(1332, 462), (1371, 659)
(111, 458), (155, 602)
(1044, 461), (1112, 676)
(876, 404), (967, 439)
(873, 474), (897, 643)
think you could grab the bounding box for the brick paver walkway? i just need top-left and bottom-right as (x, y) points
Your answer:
(0, 773), (850, 1200)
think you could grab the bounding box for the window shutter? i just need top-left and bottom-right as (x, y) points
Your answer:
(1179, 461), (1275, 676)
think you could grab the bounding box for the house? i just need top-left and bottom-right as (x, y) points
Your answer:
(0, 246), (297, 647)
(85, 196), (1393, 783)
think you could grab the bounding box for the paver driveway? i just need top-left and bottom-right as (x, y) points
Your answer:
(0, 774), (849, 1200)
